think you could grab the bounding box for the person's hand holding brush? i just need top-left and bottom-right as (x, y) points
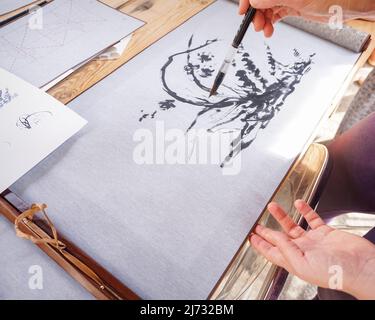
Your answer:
(239, 0), (375, 37)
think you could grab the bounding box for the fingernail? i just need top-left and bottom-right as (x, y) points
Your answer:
(294, 199), (304, 207)
(267, 202), (277, 210)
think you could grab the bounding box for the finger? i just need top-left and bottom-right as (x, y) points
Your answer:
(255, 225), (305, 261)
(250, 234), (287, 268)
(250, 0), (284, 9)
(272, 9), (290, 23)
(263, 19), (274, 37)
(272, 13), (282, 24)
(294, 200), (325, 230)
(272, 6), (284, 15)
(255, 224), (289, 246)
(267, 202), (305, 238)
(264, 8), (274, 20)
(253, 10), (266, 32)
(239, 0), (250, 15)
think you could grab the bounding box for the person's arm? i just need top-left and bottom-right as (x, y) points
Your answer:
(250, 200), (375, 299)
(239, 0), (375, 37)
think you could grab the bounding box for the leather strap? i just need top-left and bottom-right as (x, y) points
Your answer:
(15, 204), (107, 291)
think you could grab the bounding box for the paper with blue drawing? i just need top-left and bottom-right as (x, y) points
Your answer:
(10, 1), (360, 299)
(0, 68), (87, 194)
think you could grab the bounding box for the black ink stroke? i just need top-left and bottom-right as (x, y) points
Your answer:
(16, 111), (53, 129)
(142, 35), (315, 166)
(139, 109), (157, 122)
(159, 99), (176, 110)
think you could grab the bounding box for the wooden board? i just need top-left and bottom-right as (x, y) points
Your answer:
(48, 0), (214, 104)
(328, 20), (375, 116)
(346, 19), (375, 65)
(0, 0), (374, 300)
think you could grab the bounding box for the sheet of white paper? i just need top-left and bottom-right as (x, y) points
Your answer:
(0, 0), (143, 87)
(0, 0), (34, 15)
(41, 35), (134, 91)
(95, 35), (132, 61)
(0, 68), (87, 193)
(11, 0), (360, 299)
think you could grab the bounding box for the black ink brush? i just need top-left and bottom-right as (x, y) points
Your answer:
(209, 7), (257, 97)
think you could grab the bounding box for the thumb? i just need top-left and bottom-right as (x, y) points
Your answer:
(250, 0), (285, 9)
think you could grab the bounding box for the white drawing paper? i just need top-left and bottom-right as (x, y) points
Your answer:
(0, 0), (34, 15)
(0, 67), (87, 193)
(0, 0), (144, 87)
(11, 1), (360, 299)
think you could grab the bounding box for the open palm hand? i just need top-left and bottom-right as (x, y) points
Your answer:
(250, 200), (375, 299)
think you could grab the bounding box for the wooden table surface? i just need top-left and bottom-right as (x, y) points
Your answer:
(47, 0), (213, 104)
(0, 0), (374, 300)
